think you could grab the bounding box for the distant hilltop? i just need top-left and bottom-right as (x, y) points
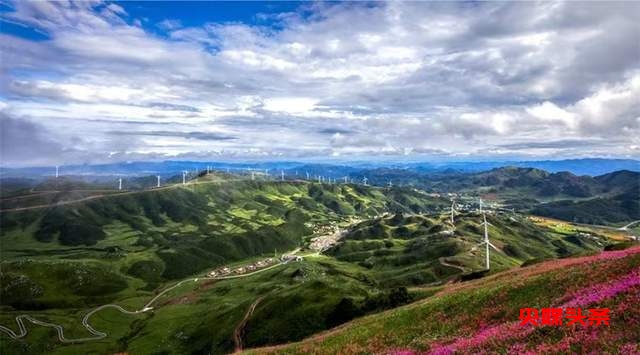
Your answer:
(1, 158), (638, 179)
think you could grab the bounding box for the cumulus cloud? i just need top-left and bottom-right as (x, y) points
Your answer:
(0, 1), (638, 166)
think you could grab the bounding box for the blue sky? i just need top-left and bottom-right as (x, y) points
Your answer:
(1, 1), (639, 167)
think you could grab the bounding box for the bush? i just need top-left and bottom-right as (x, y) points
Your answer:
(604, 241), (637, 251)
(59, 224), (106, 246)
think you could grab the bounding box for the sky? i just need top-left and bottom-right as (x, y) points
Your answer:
(1, 1), (639, 167)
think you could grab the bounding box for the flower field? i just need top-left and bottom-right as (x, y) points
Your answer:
(249, 245), (640, 354)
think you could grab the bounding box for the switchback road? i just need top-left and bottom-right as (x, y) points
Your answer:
(0, 260), (287, 343)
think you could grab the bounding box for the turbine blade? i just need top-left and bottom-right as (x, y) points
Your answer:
(488, 241), (500, 251)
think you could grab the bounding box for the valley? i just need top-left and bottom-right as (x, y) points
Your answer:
(0, 169), (637, 354)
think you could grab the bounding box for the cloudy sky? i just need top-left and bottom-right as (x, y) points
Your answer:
(1, 1), (639, 167)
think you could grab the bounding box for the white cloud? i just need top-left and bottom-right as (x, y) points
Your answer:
(0, 1), (638, 166)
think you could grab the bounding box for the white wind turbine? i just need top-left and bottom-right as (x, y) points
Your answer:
(118, 178), (122, 191)
(306, 171), (310, 180)
(281, 170), (285, 181)
(157, 175), (161, 188)
(450, 199), (456, 225)
(55, 165), (59, 178)
(362, 177), (368, 186)
(182, 171), (187, 185)
(477, 199), (499, 270)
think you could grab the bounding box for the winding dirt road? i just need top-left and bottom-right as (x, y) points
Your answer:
(0, 261), (287, 343)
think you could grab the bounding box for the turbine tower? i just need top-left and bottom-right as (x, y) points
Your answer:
(344, 176), (348, 183)
(477, 205), (499, 270)
(118, 178), (122, 191)
(388, 180), (392, 188)
(251, 171), (255, 181)
(362, 177), (368, 186)
(182, 171), (187, 185)
(55, 165), (59, 178)
(281, 170), (285, 181)
(450, 199), (456, 225)
(157, 175), (161, 188)
(306, 171), (310, 180)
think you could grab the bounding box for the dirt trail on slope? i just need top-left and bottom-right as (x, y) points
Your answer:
(438, 257), (470, 273)
(234, 297), (265, 353)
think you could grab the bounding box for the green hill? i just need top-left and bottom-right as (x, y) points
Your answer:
(0, 176), (631, 355)
(328, 212), (606, 287)
(532, 192), (640, 225)
(364, 167), (639, 202)
(248, 245), (640, 354)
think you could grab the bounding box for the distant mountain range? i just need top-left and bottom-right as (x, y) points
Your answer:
(1, 158), (638, 179)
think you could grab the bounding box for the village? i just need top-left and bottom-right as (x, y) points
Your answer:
(206, 257), (278, 278)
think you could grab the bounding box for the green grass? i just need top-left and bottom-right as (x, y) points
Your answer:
(248, 247), (640, 354)
(0, 181), (449, 354)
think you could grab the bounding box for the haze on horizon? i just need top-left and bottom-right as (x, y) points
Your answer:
(1, 1), (639, 167)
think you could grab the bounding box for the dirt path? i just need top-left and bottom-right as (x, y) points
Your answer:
(438, 257), (470, 274)
(234, 297), (265, 353)
(0, 259), (289, 343)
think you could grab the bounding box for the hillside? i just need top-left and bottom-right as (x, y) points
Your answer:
(0, 174), (635, 354)
(0, 178), (451, 354)
(248, 245), (640, 354)
(532, 193), (640, 225)
(358, 167), (639, 201)
(327, 212), (605, 286)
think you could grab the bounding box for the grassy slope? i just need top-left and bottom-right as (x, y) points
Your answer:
(0, 179), (449, 354)
(1, 180), (447, 296)
(0, 177), (631, 354)
(249, 245), (640, 354)
(328, 212), (606, 287)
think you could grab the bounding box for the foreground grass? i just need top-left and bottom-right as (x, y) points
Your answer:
(248, 245), (640, 354)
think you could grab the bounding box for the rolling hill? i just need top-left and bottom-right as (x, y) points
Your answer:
(248, 245), (640, 354)
(327, 212), (606, 287)
(0, 173), (636, 354)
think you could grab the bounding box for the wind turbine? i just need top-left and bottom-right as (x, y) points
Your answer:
(55, 166), (59, 178)
(281, 170), (285, 181)
(182, 171), (187, 185)
(388, 180), (393, 188)
(477, 201), (499, 270)
(362, 177), (368, 186)
(251, 171), (255, 181)
(157, 175), (161, 188)
(264, 169), (269, 178)
(306, 171), (310, 180)
(118, 178), (122, 191)
(450, 199), (456, 225)
(343, 176), (348, 183)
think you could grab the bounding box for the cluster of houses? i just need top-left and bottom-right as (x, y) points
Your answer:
(206, 257), (276, 277)
(280, 254), (303, 262)
(310, 222), (339, 236)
